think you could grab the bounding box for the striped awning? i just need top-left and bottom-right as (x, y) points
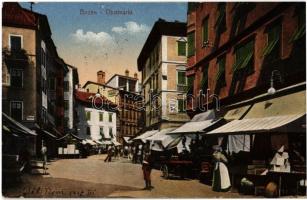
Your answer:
(207, 114), (305, 135)
(133, 130), (159, 142)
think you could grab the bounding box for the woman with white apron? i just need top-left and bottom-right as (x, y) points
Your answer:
(212, 145), (231, 192)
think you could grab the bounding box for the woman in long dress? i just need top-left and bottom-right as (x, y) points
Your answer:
(212, 145), (231, 192)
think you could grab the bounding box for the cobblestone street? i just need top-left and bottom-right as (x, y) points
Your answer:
(3, 155), (249, 198)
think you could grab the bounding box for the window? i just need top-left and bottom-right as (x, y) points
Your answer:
(64, 81), (69, 92)
(215, 3), (226, 34)
(290, 6), (306, 42)
(233, 39), (254, 73)
(231, 3), (255, 36)
(100, 127), (104, 138)
(49, 78), (56, 91)
(10, 35), (22, 52)
(187, 75), (195, 94)
(216, 55), (226, 86)
(85, 111), (91, 121)
(177, 70), (187, 91)
(202, 18), (209, 44)
(41, 48), (46, 67)
(10, 68), (23, 88)
(263, 23), (281, 60)
(178, 99), (185, 113)
(201, 64), (209, 91)
(177, 41), (186, 56)
(64, 100), (69, 110)
(2, 68), (10, 86)
(108, 113), (112, 122)
(187, 32), (195, 57)
(86, 126), (91, 135)
(10, 101), (23, 121)
(99, 113), (103, 121)
(109, 127), (114, 138)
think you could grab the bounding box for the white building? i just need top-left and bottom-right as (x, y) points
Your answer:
(75, 90), (117, 142)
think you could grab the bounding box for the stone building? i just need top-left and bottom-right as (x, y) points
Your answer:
(137, 19), (190, 131)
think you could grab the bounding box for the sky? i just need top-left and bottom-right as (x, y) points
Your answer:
(20, 2), (187, 85)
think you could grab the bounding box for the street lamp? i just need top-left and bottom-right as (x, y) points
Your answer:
(267, 70), (282, 95)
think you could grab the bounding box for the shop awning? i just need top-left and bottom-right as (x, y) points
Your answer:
(207, 114), (305, 135)
(224, 105), (251, 120)
(133, 130), (159, 142)
(123, 137), (132, 143)
(2, 113), (36, 136)
(112, 141), (122, 146)
(146, 128), (175, 142)
(42, 130), (57, 139)
(169, 110), (222, 134)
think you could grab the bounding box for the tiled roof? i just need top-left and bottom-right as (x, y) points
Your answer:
(3, 2), (38, 28)
(75, 90), (117, 108)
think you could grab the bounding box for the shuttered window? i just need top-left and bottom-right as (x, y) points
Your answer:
(233, 40), (254, 73)
(202, 18), (209, 43)
(177, 41), (186, 56)
(290, 7), (306, 42)
(216, 56), (226, 85)
(263, 24), (281, 59)
(187, 32), (195, 57)
(215, 3), (226, 34)
(187, 75), (195, 94)
(201, 63), (209, 91)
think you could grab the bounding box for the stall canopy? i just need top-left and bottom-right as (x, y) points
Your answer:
(112, 141), (122, 146)
(208, 90), (306, 135)
(146, 128), (175, 142)
(123, 137), (132, 144)
(42, 130), (57, 139)
(133, 130), (159, 143)
(170, 110), (222, 134)
(2, 113), (37, 136)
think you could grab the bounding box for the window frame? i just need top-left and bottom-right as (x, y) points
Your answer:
(108, 113), (113, 122)
(10, 68), (23, 88)
(202, 17), (209, 44)
(10, 101), (23, 121)
(85, 111), (91, 121)
(177, 99), (186, 113)
(9, 34), (23, 52)
(176, 70), (187, 86)
(187, 31), (195, 57)
(177, 40), (187, 56)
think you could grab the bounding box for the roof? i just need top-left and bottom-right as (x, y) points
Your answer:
(3, 2), (38, 29)
(82, 81), (117, 90)
(207, 114), (305, 135)
(105, 74), (138, 85)
(137, 19), (187, 71)
(75, 90), (117, 108)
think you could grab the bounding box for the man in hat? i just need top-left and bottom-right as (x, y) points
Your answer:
(270, 145), (291, 172)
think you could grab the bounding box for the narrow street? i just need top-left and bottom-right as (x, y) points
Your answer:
(3, 155), (248, 198)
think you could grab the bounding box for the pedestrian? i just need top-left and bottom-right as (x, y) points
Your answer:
(104, 145), (113, 162)
(41, 142), (48, 175)
(137, 144), (143, 163)
(142, 142), (154, 190)
(212, 145), (231, 192)
(128, 146), (132, 160)
(270, 145), (291, 172)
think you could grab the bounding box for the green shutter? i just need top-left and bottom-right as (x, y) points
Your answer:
(178, 99), (185, 112)
(216, 56), (226, 81)
(215, 3), (226, 33)
(188, 32), (195, 57)
(178, 71), (186, 85)
(187, 76), (195, 94)
(178, 41), (186, 56)
(290, 9), (306, 43)
(233, 40), (254, 72)
(263, 25), (280, 57)
(201, 66), (209, 91)
(202, 18), (209, 43)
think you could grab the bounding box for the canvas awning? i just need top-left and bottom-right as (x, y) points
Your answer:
(208, 114), (305, 135)
(42, 130), (57, 139)
(123, 137), (132, 143)
(2, 113), (36, 136)
(224, 105), (251, 120)
(112, 141), (122, 146)
(170, 110), (221, 134)
(146, 128), (175, 142)
(133, 130), (159, 142)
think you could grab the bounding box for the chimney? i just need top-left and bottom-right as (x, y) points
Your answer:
(134, 73), (138, 79)
(125, 69), (129, 77)
(97, 70), (105, 84)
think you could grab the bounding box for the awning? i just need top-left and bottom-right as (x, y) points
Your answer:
(2, 113), (36, 136)
(112, 141), (122, 146)
(146, 128), (175, 142)
(42, 130), (57, 139)
(133, 130), (159, 142)
(207, 114), (305, 135)
(224, 105), (251, 120)
(244, 90), (306, 119)
(123, 137), (132, 143)
(169, 110), (222, 134)
(84, 139), (96, 145)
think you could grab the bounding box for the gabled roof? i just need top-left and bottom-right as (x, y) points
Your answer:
(137, 19), (187, 71)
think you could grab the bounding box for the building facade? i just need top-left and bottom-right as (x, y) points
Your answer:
(2, 2), (70, 156)
(75, 90), (118, 143)
(186, 2), (306, 116)
(64, 65), (79, 133)
(137, 19), (190, 132)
